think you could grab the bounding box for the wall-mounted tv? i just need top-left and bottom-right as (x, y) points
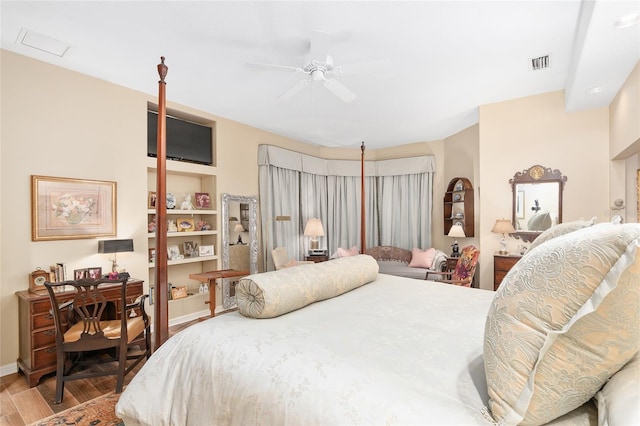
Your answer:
(147, 111), (213, 165)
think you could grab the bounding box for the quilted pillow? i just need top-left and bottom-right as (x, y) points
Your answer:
(408, 247), (436, 268)
(336, 246), (359, 257)
(236, 254), (378, 318)
(484, 222), (640, 425)
(527, 216), (597, 252)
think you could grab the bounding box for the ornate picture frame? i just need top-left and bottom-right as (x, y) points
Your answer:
(31, 175), (116, 241)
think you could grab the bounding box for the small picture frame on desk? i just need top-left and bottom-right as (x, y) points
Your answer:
(87, 267), (102, 279)
(74, 268), (88, 280)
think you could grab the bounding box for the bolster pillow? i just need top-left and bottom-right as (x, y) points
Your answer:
(236, 254), (379, 318)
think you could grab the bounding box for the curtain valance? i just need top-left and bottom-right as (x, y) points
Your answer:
(258, 145), (435, 177)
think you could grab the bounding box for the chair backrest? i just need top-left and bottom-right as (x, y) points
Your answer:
(45, 278), (129, 350)
(452, 245), (480, 284)
(271, 246), (290, 270)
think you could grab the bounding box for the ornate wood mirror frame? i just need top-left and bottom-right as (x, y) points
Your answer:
(509, 165), (567, 242)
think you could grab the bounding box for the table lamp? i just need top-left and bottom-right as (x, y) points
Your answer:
(492, 219), (516, 255)
(304, 218), (325, 250)
(447, 224), (465, 257)
(98, 239), (134, 275)
(234, 223), (245, 244)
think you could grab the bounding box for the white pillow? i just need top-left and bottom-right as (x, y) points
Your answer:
(336, 246), (359, 257)
(595, 349), (640, 426)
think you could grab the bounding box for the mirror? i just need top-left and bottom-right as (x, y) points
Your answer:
(221, 193), (258, 309)
(510, 165), (567, 242)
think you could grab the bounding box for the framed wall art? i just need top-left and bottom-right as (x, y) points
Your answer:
(31, 175), (116, 241)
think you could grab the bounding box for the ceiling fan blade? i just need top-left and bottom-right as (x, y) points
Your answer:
(310, 30), (330, 62)
(278, 79), (310, 101)
(334, 59), (392, 76)
(246, 62), (304, 73)
(323, 78), (357, 103)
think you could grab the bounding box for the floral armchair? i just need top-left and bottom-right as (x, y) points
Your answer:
(430, 245), (480, 287)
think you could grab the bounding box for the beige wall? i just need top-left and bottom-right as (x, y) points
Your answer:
(478, 90), (611, 290)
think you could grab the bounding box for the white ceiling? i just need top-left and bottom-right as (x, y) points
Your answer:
(1, 1), (639, 149)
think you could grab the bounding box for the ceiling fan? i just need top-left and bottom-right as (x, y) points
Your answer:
(246, 30), (358, 103)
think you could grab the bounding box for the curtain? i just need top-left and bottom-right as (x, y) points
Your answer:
(258, 145), (434, 270)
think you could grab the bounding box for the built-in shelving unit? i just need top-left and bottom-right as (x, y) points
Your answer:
(146, 157), (218, 321)
(443, 177), (475, 237)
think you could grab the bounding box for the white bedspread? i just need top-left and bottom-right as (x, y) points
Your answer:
(116, 274), (595, 425)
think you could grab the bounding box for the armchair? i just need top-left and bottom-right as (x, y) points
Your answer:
(44, 277), (150, 404)
(271, 247), (315, 270)
(430, 245), (480, 287)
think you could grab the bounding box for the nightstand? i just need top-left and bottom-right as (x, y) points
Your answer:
(445, 257), (459, 272)
(494, 254), (522, 290)
(305, 255), (328, 263)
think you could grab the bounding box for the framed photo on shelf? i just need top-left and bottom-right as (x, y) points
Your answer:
(148, 191), (157, 209)
(167, 245), (182, 260)
(199, 245), (214, 257)
(31, 175), (116, 241)
(195, 192), (210, 209)
(177, 218), (195, 232)
(149, 248), (156, 263)
(183, 241), (198, 257)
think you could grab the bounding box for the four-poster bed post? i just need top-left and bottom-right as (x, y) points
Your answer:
(154, 57), (169, 348)
(360, 142), (366, 253)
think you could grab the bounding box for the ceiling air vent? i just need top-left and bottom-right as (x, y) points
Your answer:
(530, 55), (550, 71)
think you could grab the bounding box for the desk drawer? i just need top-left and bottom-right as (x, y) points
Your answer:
(33, 327), (56, 348)
(32, 345), (57, 370)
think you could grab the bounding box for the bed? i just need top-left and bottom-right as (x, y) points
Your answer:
(116, 271), (593, 426)
(125, 59), (639, 425)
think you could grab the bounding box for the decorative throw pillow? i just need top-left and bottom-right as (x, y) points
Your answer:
(484, 222), (640, 425)
(595, 351), (640, 426)
(408, 247), (436, 269)
(337, 246), (359, 257)
(236, 255), (379, 318)
(527, 216), (597, 252)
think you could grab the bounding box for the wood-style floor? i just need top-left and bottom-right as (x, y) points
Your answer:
(0, 320), (197, 425)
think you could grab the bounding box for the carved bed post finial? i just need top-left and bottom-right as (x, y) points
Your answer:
(157, 56), (168, 83)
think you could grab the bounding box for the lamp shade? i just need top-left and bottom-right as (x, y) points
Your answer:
(304, 218), (325, 237)
(234, 223), (245, 232)
(448, 224), (466, 238)
(491, 219), (516, 235)
(98, 239), (134, 254)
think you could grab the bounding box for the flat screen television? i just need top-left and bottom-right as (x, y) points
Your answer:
(147, 111), (213, 165)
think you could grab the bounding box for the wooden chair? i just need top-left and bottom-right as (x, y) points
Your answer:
(44, 277), (150, 404)
(271, 247), (315, 270)
(430, 245), (480, 287)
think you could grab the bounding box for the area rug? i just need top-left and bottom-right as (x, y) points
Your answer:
(28, 392), (123, 426)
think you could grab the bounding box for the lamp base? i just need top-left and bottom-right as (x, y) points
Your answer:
(498, 249), (509, 255)
(310, 239), (319, 250)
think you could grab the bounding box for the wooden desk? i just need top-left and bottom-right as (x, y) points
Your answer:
(189, 269), (249, 317)
(15, 279), (144, 387)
